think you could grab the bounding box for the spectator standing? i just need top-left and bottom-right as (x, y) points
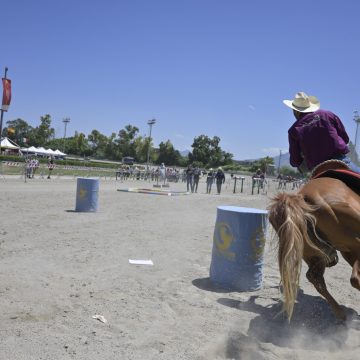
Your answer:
(185, 164), (194, 193)
(26, 157), (32, 179)
(159, 163), (166, 182)
(47, 156), (54, 179)
(252, 168), (265, 188)
(206, 168), (215, 194)
(181, 169), (186, 183)
(193, 166), (201, 193)
(151, 168), (156, 181)
(252, 168), (263, 179)
(32, 157), (39, 178)
(215, 167), (225, 195)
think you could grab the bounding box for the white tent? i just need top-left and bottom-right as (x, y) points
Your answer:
(54, 149), (66, 156)
(36, 147), (48, 154)
(20, 146), (66, 157)
(1, 137), (20, 149)
(46, 149), (57, 156)
(21, 146), (38, 153)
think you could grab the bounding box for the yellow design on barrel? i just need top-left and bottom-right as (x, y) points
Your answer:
(78, 187), (87, 199)
(214, 222), (236, 261)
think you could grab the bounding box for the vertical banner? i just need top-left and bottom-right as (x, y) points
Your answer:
(2, 78), (11, 111)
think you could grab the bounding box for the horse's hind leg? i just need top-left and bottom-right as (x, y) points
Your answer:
(341, 252), (360, 291)
(305, 257), (346, 320)
(351, 259), (360, 290)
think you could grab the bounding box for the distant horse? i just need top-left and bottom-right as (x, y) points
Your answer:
(268, 160), (360, 321)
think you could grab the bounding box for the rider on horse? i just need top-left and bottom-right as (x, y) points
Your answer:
(269, 92), (360, 321)
(283, 92), (360, 174)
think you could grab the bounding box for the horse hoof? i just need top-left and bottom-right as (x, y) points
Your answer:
(336, 311), (347, 322)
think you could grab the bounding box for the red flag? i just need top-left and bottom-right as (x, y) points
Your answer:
(2, 78), (11, 111)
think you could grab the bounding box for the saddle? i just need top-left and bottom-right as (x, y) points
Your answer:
(311, 160), (360, 195)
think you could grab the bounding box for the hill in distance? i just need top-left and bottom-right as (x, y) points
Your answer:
(180, 150), (190, 157)
(272, 152), (291, 168)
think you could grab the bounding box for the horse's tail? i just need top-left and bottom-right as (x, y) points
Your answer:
(268, 192), (319, 320)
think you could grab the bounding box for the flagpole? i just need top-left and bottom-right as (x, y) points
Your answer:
(0, 67), (9, 155)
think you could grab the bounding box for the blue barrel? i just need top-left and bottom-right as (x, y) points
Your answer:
(75, 178), (99, 212)
(210, 206), (268, 291)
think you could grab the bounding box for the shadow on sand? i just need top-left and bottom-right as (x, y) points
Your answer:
(217, 289), (360, 357)
(192, 277), (235, 293)
(193, 277), (360, 358)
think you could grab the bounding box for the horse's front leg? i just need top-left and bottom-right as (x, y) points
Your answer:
(305, 257), (346, 321)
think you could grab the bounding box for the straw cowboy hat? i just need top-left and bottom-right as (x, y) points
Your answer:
(283, 92), (320, 113)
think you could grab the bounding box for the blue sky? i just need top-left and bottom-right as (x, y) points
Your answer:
(1, 0), (360, 160)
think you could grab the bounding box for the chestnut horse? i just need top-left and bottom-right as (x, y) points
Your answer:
(268, 162), (360, 321)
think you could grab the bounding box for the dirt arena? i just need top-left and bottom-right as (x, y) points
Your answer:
(0, 176), (359, 359)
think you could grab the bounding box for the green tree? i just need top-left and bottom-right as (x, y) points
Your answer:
(62, 131), (90, 156)
(105, 132), (122, 160)
(221, 150), (234, 166)
(87, 129), (109, 158)
(29, 114), (55, 146)
(279, 166), (301, 178)
(76, 132), (89, 155)
(189, 135), (233, 167)
(133, 135), (150, 163)
(46, 138), (66, 152)
(4, 118), (33, 146)
(260, 156), (274, 173)
(249, 156), (274, 174)
(156, 140), (182, 166)
(117, 124), (139, 158)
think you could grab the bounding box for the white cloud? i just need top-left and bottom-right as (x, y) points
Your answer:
(248, 105), (256, 111)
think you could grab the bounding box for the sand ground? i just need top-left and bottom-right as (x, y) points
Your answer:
(0, 175), (359, 359)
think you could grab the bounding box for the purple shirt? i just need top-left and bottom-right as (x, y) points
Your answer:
(288, 109), (349, 170)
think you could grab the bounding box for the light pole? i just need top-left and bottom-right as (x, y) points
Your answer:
(354, 111), (360, 151)
(62, 117), (70, 154)
(146, 118), (156, 169)
(0, 67), (9, 154)
(277, 149), (282, 174)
